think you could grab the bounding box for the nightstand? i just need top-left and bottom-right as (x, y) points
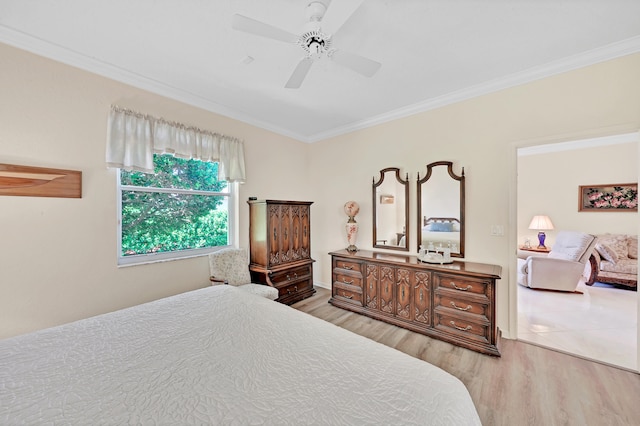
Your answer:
(519, 246), (550, 253)
(517, 245), (550, 260)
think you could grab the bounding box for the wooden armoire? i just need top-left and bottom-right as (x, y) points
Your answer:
(247, 199), (315, 305)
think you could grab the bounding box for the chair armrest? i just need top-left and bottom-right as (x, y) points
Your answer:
(523, 256), (586, 289)
(525, 256), (584, 270)
(585, 252), (600, 285)
(209, 276), (229, 285)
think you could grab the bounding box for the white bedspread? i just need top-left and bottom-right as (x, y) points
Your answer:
(0, 285), (480, 425)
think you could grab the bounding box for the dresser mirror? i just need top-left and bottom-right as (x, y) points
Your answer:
(417, 161), (465, 257)
(372, 167), (409, 251)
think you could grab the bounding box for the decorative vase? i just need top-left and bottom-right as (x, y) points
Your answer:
(344, 201), (360, 252)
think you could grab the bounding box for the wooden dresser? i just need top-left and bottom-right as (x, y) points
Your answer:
(248, 200), (316, 305)
(329, 249), (502, 356)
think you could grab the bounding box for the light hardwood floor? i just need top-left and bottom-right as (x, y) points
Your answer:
(292, 287), (640, 426)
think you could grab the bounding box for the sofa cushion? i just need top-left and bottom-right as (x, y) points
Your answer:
(628, 235), (638, 259)
(596, 234), (629, 263)
(600, 259), (638, 275)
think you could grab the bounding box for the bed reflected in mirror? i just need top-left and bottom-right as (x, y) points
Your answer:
(417, 161), (465, 257)
(373, 167), (409, 251)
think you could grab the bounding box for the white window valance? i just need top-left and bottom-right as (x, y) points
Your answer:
(106, 106), (246, 183)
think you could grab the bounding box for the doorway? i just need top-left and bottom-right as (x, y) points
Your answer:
(514, 133), (638, 371)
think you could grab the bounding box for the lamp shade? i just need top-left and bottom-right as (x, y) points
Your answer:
(528, 215), (554, 230)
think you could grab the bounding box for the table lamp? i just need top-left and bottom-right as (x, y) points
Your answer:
(528, 215), (554, 249)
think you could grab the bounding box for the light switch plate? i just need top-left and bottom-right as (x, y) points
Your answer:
(490, 225), (504, 236)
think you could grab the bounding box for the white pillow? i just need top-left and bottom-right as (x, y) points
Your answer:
(595, 243), (618, 263)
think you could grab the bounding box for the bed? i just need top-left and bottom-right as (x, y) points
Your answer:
(0, 285), (480, 424)
(421, 216), (461, 250)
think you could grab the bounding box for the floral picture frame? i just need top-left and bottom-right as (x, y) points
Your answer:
(578, 183), (638, 212)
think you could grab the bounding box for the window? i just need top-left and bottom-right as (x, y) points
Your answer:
(118, 154), (234, 265)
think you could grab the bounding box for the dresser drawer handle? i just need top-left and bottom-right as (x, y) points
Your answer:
(450, 321), (472, 331)
(342, 265), (353, 270)
(450, 302), (472, 311)
(287, 286), (298, 295)
(340, 292), (353, 299)
(342, 278), (354, 285)
(450, 282), (472, 291)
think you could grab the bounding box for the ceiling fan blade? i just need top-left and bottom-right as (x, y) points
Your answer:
(232, 14), (298, 43)
(321, 0), (364, 36)
(285, 58), (314, 89)
(330, 50), (381, 77)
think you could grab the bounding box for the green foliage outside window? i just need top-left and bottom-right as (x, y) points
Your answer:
(120, 154), (229, 256)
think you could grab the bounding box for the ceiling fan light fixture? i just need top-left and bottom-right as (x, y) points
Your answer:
(297, 29), (332, 58)
(232, 0), (379, 88)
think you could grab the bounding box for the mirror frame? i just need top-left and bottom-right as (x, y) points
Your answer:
(372, 167), (410, 251)
(416, 161), (465, 257)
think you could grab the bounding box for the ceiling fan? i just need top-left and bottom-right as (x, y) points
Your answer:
(232, 0), (382, 89)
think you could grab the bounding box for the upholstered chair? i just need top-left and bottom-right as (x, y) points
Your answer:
(518, 231), (597, 292)
(208, 248), (279, 300)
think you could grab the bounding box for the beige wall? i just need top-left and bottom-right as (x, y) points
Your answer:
(0, 43), (311, 339)
(308, 53), (640, 338)
(2, 40), (640, 344)
(518, 141), (638, 248)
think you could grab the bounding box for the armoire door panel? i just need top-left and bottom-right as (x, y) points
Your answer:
(300, 205), (310, 259)
(280, 204), (291, 263)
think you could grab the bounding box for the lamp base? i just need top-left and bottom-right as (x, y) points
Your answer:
(345, 222), (358, 252)
(537, 231), (547, 249)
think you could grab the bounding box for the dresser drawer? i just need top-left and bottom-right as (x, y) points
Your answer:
(333, 258), (363, 275)
(332, 281), (363, 306)
(433, 312), (490, 344)
(279, 278), (313, 299)
(434, 294), (490, 320)
(434, 273), (490, 298)
(270, 265), (312, 286)
(333, 272), (363, 289)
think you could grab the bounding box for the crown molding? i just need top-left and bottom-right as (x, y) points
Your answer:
(0, 26), (307, 142)
(2, 25), (640, 145)
(518, 132), (639, 156)
(306, 35), (640, 143)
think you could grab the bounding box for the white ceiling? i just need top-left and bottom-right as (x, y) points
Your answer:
(2, 0), (640, 143)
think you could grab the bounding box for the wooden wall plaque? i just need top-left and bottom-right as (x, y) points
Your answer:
(0, 163), (82, 198)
